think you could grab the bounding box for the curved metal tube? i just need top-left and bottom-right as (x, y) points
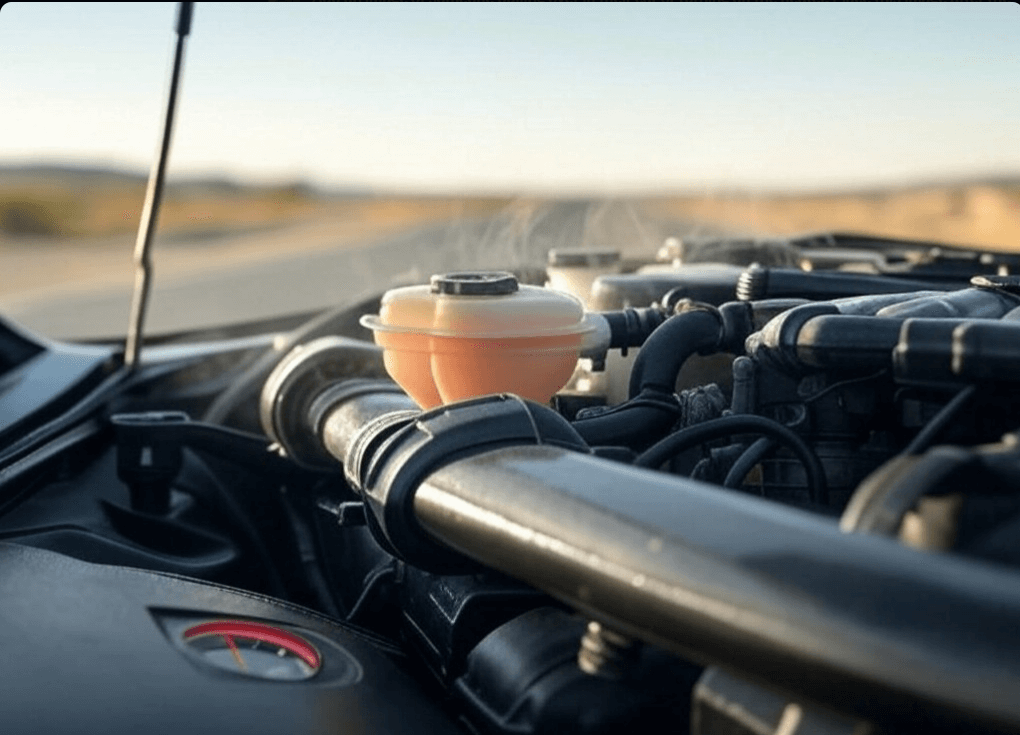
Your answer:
(294, 379), (1020, 729)
(412, 444), (1020, 733)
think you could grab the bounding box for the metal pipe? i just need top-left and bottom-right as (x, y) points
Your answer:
(125, 2), (193, 369)
(320, 389), (419, 470)
(412, 444), (1020, 733)
(259, 337), (400, 469)
(267, 370), (1020, 730)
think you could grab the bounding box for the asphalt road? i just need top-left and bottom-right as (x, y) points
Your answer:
(1, 199), (685, 341)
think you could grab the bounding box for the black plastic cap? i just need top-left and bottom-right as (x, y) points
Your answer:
(430, 272), (518, 296)
(176, 2), (193, 36)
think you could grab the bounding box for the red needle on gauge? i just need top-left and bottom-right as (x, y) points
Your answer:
(222, 634), (247, 671)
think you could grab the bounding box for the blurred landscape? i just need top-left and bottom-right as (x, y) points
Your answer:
(0, 163), (1018, 339)
(0, 164), (513, 309)
(640, 177), (1020, 254)
(2, 164), (1017, 252)
(0, 163), (512, 246)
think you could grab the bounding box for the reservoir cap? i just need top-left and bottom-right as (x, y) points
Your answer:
(430, 272), (519, 296)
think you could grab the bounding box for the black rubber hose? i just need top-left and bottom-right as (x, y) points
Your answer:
(599, 307), (668, 352)
(903, 385), (977, 456)
(627, 307), (723, 400)
(723, 437), (778, 490)
(571, 395), (681, 451)
(634, 414), (827, 503)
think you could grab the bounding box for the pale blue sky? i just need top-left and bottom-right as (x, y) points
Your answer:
(1, 2), (1017, 193)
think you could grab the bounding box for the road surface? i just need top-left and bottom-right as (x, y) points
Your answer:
(0, 199), (687, 341)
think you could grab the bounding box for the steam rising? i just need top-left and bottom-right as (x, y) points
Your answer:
(364, 197), (729, 295)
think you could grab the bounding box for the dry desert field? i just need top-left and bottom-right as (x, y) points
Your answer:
(1, 173), (1018, 309)
(638, 182), (1020, 253)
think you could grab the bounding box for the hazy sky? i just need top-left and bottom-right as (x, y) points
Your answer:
(1, 2), (1017, 193)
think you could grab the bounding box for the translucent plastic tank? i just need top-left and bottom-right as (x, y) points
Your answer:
(361, 272), (595, 409)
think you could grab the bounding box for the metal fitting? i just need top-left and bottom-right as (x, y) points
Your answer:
(577, 620), (640, 679)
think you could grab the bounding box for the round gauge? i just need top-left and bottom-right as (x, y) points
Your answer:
(182, 620), (321, 681)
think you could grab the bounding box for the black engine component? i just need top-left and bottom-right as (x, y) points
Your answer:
(399, 569), (553, 684)
(0, 542), (459, 735)
(455, 607), (701, 735)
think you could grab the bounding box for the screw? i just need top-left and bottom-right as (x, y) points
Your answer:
(577, 620), (640, 679)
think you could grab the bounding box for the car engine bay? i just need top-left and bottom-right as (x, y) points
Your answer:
(2, 230), (1020, 734)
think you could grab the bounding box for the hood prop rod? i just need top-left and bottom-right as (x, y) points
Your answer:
(124, 2), (193, 369)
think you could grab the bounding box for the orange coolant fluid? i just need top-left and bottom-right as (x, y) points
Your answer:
(360, 272), (593, 409)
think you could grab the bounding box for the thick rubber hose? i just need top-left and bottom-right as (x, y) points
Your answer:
(627, 309), (723, 400)
(571, 398), (680, 451)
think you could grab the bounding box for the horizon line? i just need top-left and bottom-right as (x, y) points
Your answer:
(2, 157), (1018, 200)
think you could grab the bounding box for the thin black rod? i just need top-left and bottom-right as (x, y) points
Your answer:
(125, 2), (193, 368)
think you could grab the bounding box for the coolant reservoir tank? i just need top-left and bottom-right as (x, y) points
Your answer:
(361, 272), (594, 409)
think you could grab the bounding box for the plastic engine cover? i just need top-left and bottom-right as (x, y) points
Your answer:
(0, 542), (459, 735)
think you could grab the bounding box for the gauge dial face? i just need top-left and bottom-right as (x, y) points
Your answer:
(182, 621), (321, 681)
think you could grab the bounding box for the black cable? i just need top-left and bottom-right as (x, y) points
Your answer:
(723, 437), (778, 491)
(181, 453), (290, 600)
(800, 369), (888, 404)
(902, 384), (977, 456)
(345, 559), (398, 625)
(634, 414), (827, 503)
